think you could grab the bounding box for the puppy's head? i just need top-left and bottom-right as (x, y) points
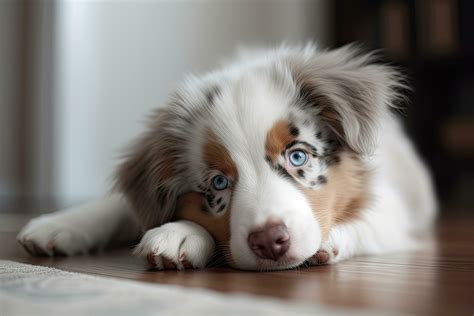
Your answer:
(115, 44), (404, 270)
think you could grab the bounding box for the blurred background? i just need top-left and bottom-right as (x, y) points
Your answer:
(0, 0), (472, 214)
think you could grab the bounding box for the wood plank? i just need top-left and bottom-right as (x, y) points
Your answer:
(1, 213), (473, 315)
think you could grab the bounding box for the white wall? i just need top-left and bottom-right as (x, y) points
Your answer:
(53, 0), (332, 204)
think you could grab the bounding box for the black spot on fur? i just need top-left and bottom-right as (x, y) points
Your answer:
(205, 192), (215, 208)
(218, 204), (226, 213)
(216, 197), (222, 205)
(315, 131), (322, 139)
(317, 175), (327, 184)
(205, 85), (221, 106)
(297, 169), (305, 178)
(289, 124), (299, 137)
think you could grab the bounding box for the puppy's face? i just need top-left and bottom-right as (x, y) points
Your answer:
(116, 45), (402, 270)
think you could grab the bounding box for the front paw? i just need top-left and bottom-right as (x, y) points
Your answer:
(309, 241), (340, 265)
(17, 215), (93, 256)
(134, 221), (215, 270)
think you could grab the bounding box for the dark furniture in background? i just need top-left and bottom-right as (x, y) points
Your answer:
(333, 0), (474, 211)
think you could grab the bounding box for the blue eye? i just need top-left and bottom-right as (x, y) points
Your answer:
(289, 150), (308, 167)
(212, 175), (229, 190)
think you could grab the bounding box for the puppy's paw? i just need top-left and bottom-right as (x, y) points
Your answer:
(309, 241), (340, 265)
(17, 215), (93, 256)
(134, 221), (215, 270)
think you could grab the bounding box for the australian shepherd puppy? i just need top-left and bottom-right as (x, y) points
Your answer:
(17, 44), (437, 271)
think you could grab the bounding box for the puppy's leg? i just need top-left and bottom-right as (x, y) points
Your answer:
(17, 194), (141, 256)
(311, 187), (415, 265)
(134, 220), (215, 270)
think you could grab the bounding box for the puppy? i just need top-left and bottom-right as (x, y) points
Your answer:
(17, 44), (437, 271)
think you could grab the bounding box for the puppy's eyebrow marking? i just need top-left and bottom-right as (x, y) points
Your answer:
(284, 140), (299, 151)
(285, 140), (319, 157)
(265, 120), (295, 161)
(203, 129), (238, 180)
(264, 120), (308, 185)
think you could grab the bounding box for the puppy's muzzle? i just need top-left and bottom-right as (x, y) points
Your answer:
(248, 222), (290, 261)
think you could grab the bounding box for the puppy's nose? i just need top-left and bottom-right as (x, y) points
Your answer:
(248, 223), (290, 261)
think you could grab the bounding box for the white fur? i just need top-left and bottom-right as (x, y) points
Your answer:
(201, 74), (322, 270)
(17, 194), (141, 256)
(134, 221), (215, 270)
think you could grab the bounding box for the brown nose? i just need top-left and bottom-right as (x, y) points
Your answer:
(248, 223), (290, 261)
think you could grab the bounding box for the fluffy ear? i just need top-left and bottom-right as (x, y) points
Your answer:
(114, 107), (188, 230)
(289, 44), (406, 155)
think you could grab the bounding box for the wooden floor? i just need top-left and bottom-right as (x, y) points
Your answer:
(1, 212), (473, 315)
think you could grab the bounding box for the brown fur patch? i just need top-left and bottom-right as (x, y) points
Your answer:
(302, 151), (369, 237)
(203, 129), (238, 180)
(173, 192), (230, 244)
(264, 120), (367, 238)
(265, 120), (295, 161)
(173, 130), (237, 245)
(160, 157), (175, 181)
(115, 108), (182, 230)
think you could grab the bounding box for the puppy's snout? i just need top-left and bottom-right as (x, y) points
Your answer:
(248, 223), (290, 261)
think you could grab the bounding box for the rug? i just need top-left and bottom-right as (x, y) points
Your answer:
(0, 260), (373, 316)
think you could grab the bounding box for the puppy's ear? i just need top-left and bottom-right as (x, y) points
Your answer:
(114, 107), (188, 230)
(290, 44), (406, 155)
